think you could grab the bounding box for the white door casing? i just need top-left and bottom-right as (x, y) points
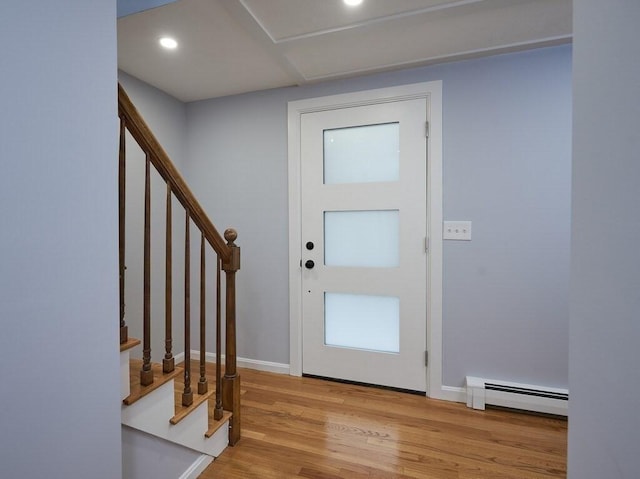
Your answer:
(288, 82), (444, 398)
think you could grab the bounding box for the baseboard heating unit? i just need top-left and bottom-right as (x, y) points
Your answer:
(466, 376), (568, 416)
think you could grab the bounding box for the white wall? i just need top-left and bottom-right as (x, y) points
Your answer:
(185, 45), (572, 389)
(118, 71), (189, 363)
(569, 1), (640, 477)
(0, 1), (122, 478)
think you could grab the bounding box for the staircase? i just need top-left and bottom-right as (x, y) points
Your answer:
(117, 84), (241, 473)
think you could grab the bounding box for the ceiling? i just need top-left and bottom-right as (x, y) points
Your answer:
(118, 0), (572, 102)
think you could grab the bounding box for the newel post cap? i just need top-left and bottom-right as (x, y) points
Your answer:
(224, 228), (238, 246)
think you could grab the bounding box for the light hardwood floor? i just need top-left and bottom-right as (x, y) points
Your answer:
(199, 367), (567, 479)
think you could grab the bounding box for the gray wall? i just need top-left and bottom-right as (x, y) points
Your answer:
(119, 71), (188, 362)
(185, 45), (572, 389)
(0, 1), (122, 478)
(441, 47), (571, 387)
(569, 1), (640, 477)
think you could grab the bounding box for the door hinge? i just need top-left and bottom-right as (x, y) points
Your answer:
(425, 350), (429, 367)
(425, 121), (430, 138)
(424, 236), (429, 253)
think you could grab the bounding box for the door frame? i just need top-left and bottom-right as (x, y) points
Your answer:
(287, 81), (443, 398)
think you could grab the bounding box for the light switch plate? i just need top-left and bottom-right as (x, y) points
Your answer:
(443, 221), (472, 240)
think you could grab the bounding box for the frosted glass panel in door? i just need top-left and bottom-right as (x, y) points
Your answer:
(325, 293), (400, 353)
(324, 123), (399, 184)
(324, 210), (399, 267)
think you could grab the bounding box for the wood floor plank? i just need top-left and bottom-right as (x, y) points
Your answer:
(198, 367), (567, 479)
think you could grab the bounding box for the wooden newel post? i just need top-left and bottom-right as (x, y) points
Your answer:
(222, 228), (241, 446)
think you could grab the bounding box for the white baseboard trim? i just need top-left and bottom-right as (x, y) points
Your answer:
(432, 385), (467, 403)
(183, 350), (290, 375)
(178, 454), (213, 479)
(236, 356), (290, 375)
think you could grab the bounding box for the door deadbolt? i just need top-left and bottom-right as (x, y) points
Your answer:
(306, 241), (314, 250)
(304, 260), (315, 269)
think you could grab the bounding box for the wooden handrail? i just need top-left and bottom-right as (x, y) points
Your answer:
(117, 84), (231, 263)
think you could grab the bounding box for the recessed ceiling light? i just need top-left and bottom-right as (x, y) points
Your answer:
(343, 0), (363, 6)
(159, 37), (178, 50)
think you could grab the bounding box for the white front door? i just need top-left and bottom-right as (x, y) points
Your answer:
(299, 98), (428, 392)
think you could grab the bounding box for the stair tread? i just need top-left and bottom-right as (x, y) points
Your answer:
(205, 410), (232, 438)
(123, 359), (182, 406)
(170, 387), (216, 425)
(120, 337), (141, 352)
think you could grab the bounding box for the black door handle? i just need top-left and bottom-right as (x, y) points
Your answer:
(305, 260), (315, 269)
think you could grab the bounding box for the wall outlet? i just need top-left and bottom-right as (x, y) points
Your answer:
(443, 221), (472, 240)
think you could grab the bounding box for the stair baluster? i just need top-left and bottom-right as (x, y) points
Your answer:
(214, 255), (223, 420)
(164, 184), (175, 373)
(183, 212), (193, 406)
(140, 153), (153, 386)
(198, 233), (208, 394)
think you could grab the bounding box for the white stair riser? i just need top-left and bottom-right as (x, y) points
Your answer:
(121, 350), (131, 400)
